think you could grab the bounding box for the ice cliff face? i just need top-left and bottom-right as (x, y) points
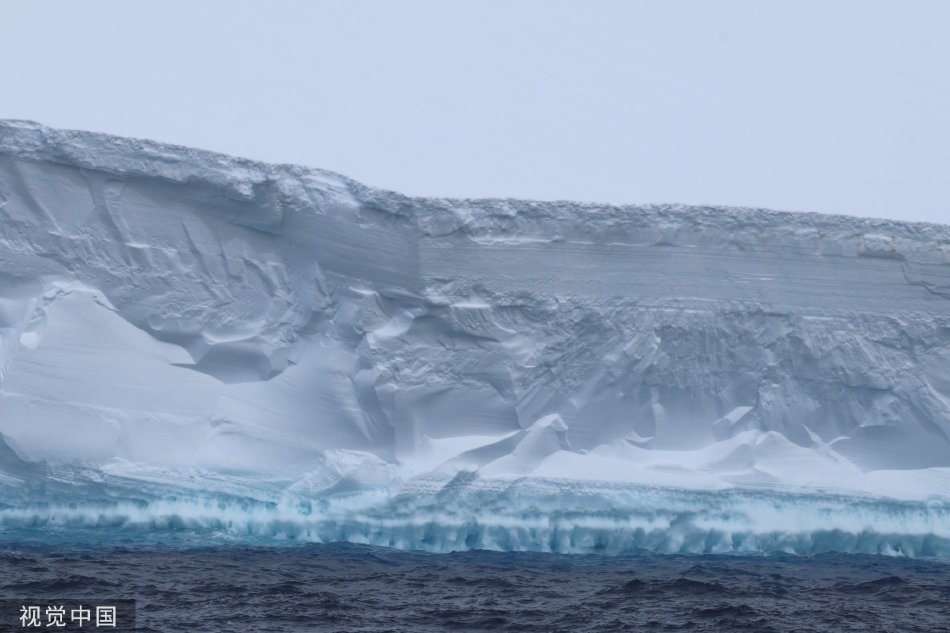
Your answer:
(1, 120), (949, 555)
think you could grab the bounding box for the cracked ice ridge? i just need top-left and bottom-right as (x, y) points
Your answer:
(1, 119), (950, 555)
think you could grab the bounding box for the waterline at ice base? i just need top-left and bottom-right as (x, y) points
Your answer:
(1, 120), (949, 556)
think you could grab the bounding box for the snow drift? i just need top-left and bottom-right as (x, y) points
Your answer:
(1, 120), (949, 555)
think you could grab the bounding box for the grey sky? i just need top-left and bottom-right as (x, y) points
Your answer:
(3, 0), (948, 224)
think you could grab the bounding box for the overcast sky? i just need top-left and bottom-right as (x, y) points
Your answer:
(3, 1), (948, 224)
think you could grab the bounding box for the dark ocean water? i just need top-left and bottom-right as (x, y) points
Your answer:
(1, 542), (949, 632)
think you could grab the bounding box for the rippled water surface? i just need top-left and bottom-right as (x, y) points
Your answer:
(1, 543), (949, 632)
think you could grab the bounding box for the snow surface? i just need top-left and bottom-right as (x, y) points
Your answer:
(1, 119), (950, 555)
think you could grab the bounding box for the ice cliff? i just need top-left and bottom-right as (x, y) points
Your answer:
(1, 120), (949, 555)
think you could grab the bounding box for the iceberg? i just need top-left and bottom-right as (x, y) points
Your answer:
(1, 119), (949, 555)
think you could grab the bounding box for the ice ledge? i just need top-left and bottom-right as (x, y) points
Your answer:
(3, 470), (949, 556)
(1, 119), (948, 239)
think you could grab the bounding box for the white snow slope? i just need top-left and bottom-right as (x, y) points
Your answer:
(1, 120), (949, 555)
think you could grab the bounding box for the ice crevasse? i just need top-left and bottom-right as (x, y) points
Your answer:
(1, 119), (950, 555)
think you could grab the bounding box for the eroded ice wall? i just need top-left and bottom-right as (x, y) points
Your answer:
(1, 119), (950, 487)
